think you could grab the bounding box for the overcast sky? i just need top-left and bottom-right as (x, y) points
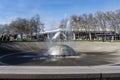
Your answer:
(0, 0), (120, 30)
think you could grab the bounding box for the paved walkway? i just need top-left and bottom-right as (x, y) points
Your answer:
(0, 66), (120, 79)
(0, 66), (120, 74)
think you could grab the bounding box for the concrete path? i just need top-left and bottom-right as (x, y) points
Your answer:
(0, 66), (120, 74)
(0, 66), (120, 79)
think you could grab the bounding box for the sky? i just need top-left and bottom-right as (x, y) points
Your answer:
(0, 0), (120, 30)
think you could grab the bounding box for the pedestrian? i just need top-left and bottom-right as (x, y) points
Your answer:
(102, 36), (105, 42)
(111, 36), (114, 42)
(110, 36), (112, 42)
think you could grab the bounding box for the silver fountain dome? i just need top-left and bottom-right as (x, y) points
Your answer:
(48, 45), (77, 57)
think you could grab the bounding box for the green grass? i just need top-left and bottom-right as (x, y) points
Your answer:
(11, 39), (43, 42)
(74, 40), (103, 42)
(73, 40), (120, 42)
(113, 40), (120, 42)
(1, 39), (120, 42)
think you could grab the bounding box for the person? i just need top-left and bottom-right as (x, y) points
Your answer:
(110, 36), (112, 42)
(0, 35), (3, 45)
(1, 35), (4, 41)
(102, 36), (105, 42)
(111, 36), (114, 42)
(0, 36), (1, 45)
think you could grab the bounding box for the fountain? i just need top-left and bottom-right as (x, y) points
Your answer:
(45, 19), (79, 60)
(0, 17), (117, 66)
(48, 45), (77, 58)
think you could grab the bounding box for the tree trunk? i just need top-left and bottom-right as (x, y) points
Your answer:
(89, 32), (91, 40)
(119, 34), (120, 40)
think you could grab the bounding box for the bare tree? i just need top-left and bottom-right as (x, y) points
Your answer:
(30, 14), (43, 39)
(9, 18), (30, 40)
(58, 9), (120, 41)
(71, 15), (80, 30)
(115, 10), (120, 40)
(104, 11), (118, 40)
(95, 11), (107, 41)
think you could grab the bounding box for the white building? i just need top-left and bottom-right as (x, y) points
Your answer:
(39, 28), (118, 41)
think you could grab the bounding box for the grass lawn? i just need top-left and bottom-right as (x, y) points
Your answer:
(74, 40), (120, 42)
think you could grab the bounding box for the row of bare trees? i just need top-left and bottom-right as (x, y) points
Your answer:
(60, 9), (120, 40)
(0, 14), (44, 40)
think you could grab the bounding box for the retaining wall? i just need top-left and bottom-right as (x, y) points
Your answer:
(1, 42), (120, 53)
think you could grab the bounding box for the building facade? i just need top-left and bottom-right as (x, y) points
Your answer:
(39, 28), (118, 41)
